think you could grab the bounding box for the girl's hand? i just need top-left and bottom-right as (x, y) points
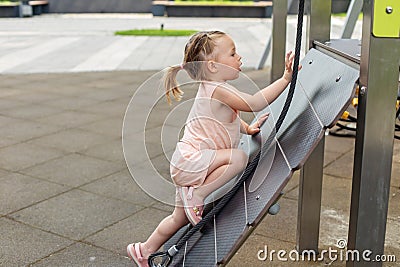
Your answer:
(283, 51), (301, 82)
(247, 113), (269, 135)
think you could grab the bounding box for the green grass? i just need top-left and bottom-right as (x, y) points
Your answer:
(115, 29), (197, 37)
(0, 0), (19, 5)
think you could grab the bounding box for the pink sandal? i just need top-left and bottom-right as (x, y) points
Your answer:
(179, 186), (204, 225)
(127, 243), (149, 267)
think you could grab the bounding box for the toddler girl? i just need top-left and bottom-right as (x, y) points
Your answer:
(127, 30), (295, 267)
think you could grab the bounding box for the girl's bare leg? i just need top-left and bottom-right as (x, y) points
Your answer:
(194, 148), (248, 200)
(139, 201), (189, 258)
(139, 148), (247, 257)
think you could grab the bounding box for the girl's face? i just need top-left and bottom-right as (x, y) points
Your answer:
(213, 35), (242, 81)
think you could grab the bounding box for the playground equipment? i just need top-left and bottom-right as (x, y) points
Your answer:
(268, 2), (399, 260)
(148, 0), (399, 266)
(277, 2), (399, 266)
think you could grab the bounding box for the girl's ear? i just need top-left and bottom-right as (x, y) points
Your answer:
(207, 60), (218, 73)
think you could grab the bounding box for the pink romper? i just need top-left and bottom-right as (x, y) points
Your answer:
(170, 81), (241, 188)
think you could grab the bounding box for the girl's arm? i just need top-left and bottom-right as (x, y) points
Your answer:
(213, 51), (297, 112)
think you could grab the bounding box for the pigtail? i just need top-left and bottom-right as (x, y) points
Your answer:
(164, 65), (184, 105)
(164, 30), (226, 104)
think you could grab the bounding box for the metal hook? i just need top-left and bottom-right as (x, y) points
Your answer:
(148, 251), (172, 267)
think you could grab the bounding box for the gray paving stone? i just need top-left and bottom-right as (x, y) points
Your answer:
(0, 103), (63, 120)
(10, 189), (139, 240)
(228, 234), (344, 267)
(81, 138), (125, 163)
(129, 37), (167, 70)
(150, 200), (175, 214)
(391, 162), (400, 188)
(84, 207), (169, 255)
(123, 105), (162, 135)
(393, 139), (400, 164)
(144, 125), (181, 154)
(325, 135), (355, 153)
(0, 114), (25, 127)
(123, 159), (176, 206)
(0, 89), (25, 100)
(78, 98), (131, 118)
(0, 136), (19, 149)
(0, 173), (69, 214)
(1, 119), (63, 142)
(285, 174), (352, 212)
(233, 211), (398, 267)
(15, 36), (116, 74)
(78, 116), (124, 138)
(281, 170), (300, 200)
(26, 128), (115, 153)
(80, 87), (129, 102)
(0, 13), (395, 265)
(0, 97), (27, 111)
(160, 38), (188, 70)
(111, 70), (154, 85)
(31, 242), (132, 267)
(382, 246), (400, 267)
(80, 169), (155, 207)
(255, 198), (298, 244)
(0, 168), (9, 179)
(324, 150), (355, 179)
(41, 95), (101, 111)
(0, 142), (64, 171)
(36, 110), (105, 129)
(0, 115), (24, 129)
(149, 153), (172, 183)
(83, 75), (133, 89)
(37, 83), (100, 96)
(123, 132), (167, 165)
(3, 90), (61, 104)
(21, 153), (123, 187)
(319, 207), (400, 253)
(0, 75), (32, 89)
(228, 234), (292, 267)
(0, 217), (73, 267)
(139, 37), (179, 70)
(320, 175), (352, 212)
(324, 150), (343, 168)
(388, 187), (400, 220)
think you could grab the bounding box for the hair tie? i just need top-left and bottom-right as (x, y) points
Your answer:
(180, 63), (185, 70)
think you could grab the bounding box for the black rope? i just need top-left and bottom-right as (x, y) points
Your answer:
(336, 122), (356, 132)
(173, 0), (305, 253)
(149, 0), (306, 264)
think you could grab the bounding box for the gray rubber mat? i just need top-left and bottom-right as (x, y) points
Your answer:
(164, 48), (359, 266)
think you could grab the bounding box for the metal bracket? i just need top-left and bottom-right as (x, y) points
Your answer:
(373, 0), (400, 38)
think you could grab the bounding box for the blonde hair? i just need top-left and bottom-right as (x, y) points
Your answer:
(164, 30), (226, 104)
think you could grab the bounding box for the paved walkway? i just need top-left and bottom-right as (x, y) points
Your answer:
(0, 14), (362, 73)
(0, 14), (398, 267)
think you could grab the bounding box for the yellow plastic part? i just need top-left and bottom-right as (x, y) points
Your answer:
(342, 111), (350, 120)
(352, 98), (359, 107)
(373, 0), (400, 38)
